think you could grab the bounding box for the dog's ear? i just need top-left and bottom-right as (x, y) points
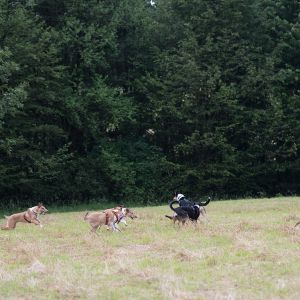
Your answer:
(37, 202), (43, 207)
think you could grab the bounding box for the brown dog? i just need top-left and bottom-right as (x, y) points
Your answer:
(1, 203), (48, 230)
(165, 213), (189, 226)
(84, 206), (137, 233)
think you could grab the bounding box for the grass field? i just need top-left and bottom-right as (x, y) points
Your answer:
(0, 197), (300, 300)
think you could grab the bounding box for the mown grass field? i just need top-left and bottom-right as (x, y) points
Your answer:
(0, 197), (300, 300)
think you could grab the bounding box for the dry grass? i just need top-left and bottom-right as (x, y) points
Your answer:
(0, 197), (300, 299)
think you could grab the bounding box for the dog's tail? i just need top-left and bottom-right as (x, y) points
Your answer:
(169, 200), (179, 213)
(199, 197), (211, 207)
(165, 215), (174, 220)
(4, 215), (9, 219)
(84, 212), (89, 221)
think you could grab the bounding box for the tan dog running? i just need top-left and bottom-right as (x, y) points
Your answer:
(84, 206), (137, 233)
(1, 203), (48, 230)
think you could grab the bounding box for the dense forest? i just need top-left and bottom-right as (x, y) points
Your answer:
(1, 0), (300, 208)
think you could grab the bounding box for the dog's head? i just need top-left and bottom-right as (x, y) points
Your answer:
(36, 203), (48, 215)
(123, 208), (137, 219)
(173, 193), (185, 202)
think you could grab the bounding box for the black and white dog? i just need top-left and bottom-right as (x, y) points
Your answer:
(167, 193), (210, 223)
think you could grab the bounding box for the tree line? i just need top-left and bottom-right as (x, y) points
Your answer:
(1, 0), (299, 208)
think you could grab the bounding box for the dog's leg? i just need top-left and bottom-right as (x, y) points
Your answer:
(1, 218), (16, 230)
(31, 218), (44, 228)
(108, 221), (115, 232)
(191, 220), (198, 228)
(114, 222), (121, 232)
(1, 226), (10, 230)
(91, 225), (100, 235)
(36, 216), (43, 227)
(37, 218), (44, 228)
(120, 219), (128, 226)
(115, 223), (121, 232)
(31, 219), (41, 227)
(110, 222), (121, 232)
(90, 229), (100, 236)
(1, 218), (9, 230)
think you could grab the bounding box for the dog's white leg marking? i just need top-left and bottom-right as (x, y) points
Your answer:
(109, 222), (115, 232)
(120, 219), (128, 226)
(111, 222), (121, 232)
(115, 223), (122, 232)
(36, 217), (43, 228)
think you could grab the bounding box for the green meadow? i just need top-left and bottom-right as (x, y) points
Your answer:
(0, 198), (299, 300)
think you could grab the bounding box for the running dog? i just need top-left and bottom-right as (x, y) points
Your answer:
(165, 212), (189, 226)
(165, 206), (206, 226)
(84, 206), (137, 233)
(106, 207), (137, 231)
(165, 195), (210, 225)
(1, 203), (48, 230)
(115, 207), (137, 229)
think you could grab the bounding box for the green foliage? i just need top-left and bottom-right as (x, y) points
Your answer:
(0, 48), (27, 126)
(0, 0), (300, 208)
